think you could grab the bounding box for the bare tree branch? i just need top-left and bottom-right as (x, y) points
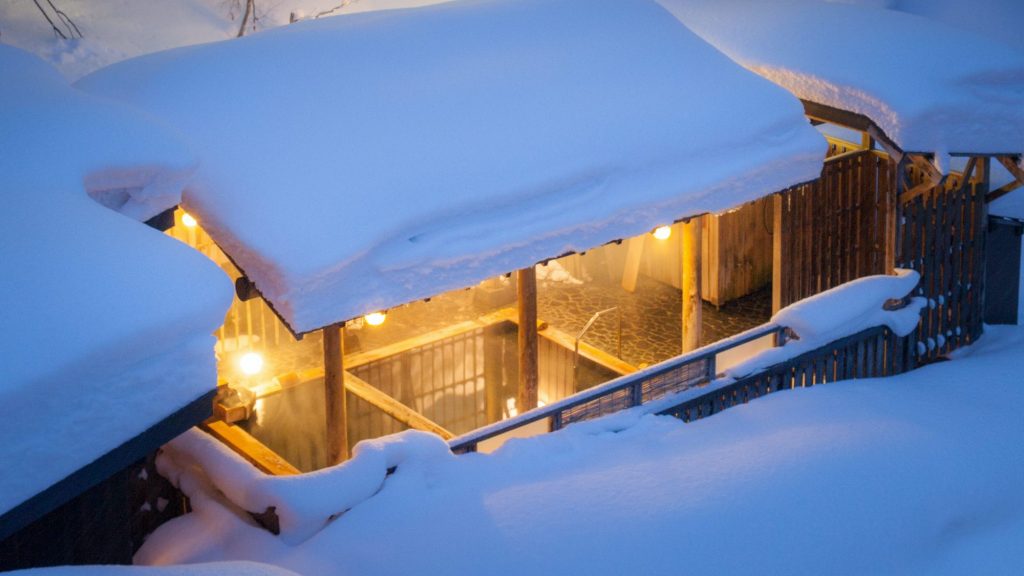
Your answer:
(46, 0), (82, 38)
(314, 0), (361, 19)
(32, 0), (66, 39)
(237, 0), (257, 37)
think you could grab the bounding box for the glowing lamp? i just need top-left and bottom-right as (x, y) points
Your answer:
(652, 225), (672, 240)
(181, 212), (198, 228)
(239, 352), (264, 376)
(364, 311), (387, 326)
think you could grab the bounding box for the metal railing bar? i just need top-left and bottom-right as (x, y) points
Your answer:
(449, 321), (784, 451)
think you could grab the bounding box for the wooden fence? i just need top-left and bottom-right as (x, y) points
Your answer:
(896, 159), (989, 361)
(775, 150), (894, 310)
(659, 326), (913, 423)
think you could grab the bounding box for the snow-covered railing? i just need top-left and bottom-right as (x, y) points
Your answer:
(451, 271), (926, 454)
(449, 322), (787, 454)
(659, 324), (911, 425)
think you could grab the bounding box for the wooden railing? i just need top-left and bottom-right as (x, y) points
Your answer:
(449, 322), (786, 454)
(659, 325), (910, 423)
(450, 316), (919, 454)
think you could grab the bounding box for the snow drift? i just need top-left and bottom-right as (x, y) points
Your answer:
(658, 0), (1024, 160)
(0, 45), (233, 517)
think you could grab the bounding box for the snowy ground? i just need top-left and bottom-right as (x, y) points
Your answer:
(134, 322), (1024, 575)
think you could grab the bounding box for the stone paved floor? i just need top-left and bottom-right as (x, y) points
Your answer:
(538, 276), (771, 368)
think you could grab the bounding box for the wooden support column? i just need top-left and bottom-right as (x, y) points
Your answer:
(681, 217), (702, 352)
(772, 194), (784, 313)
(516, 267), (539, 413)
(323, 323), (348, 464)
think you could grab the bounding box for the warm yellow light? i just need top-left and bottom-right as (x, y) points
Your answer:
(181, 212), (198, 228)
(239, 352), (264, 376)
(652, 225), (672, 240)
(364, 311), (387, 326)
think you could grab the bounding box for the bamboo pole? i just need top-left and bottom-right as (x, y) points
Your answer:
(517, 267), (539, 413)
(682, 217), (702, 352)
(323, 323), (348, 464)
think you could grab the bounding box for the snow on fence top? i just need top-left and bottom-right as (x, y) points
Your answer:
(78, 0), (826, 335)
(658, 0), (1024, 159)
(0, 46), (233, 516)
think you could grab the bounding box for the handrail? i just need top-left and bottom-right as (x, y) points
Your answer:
(573, 306), (620, 389)
(449, 321), (785, 453)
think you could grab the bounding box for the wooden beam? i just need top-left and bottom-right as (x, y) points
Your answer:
(991, 156), (1024, 203)
(344, 307), (516, 369)
(343, 373), (454, 439)
(620, 236), (645, 293)
(987, 180), (1022, 204)
(323, 323), (348, 464)
(202, 421), (300, 476)
(517, 267), (539, 412)
(772, 194), (783, 314)
(996, 155), (1024, 183)
(899, 153), (946, 204)
(681, 217), (702, 352)
(536, 324), (638, 376)
(801, 99), (903, 161)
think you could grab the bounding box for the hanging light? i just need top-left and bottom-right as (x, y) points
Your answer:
(181, 212), (198, 228)
(652, 225), (672, 240)
(364, 311), (387, 326)
(239, 351), (264, 376)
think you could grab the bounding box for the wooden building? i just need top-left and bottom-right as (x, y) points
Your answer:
(76, 0), (1024, 479)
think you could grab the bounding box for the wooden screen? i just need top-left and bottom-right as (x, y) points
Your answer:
(775, 150), (895, 310)
(896, 160), (988, 361)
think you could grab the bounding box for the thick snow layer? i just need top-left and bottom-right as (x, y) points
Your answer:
(78, 0), (826, 334)
(10, 562), (299, 576)
(158, 428), (452, 544)
(725, 269), (925, 378)
(843, 0), (1024, 55)
(0, 0), (451, 81)
(136, 325), (1024, 575)
(0, 46), (233, 516)
(659, 0), (1024, 157)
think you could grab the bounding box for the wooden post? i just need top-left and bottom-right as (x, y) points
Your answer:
(772, 194), (784, 313)
(682, 217), (702, 352)
(323, 323), (348, 464)
(516, 267), (539, 413)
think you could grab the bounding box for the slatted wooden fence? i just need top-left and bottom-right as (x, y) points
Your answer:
(775, 150), (895, 310)
(659, 326), (914, 423)
(896, 159), (989, 361)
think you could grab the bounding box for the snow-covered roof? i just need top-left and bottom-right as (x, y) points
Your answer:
(78, 0), (826, 335)
(658, 0), (1024, 158)
(0, 46), (232, 517)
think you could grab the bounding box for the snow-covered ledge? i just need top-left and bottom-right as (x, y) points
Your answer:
(726, 269), (926, 380)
